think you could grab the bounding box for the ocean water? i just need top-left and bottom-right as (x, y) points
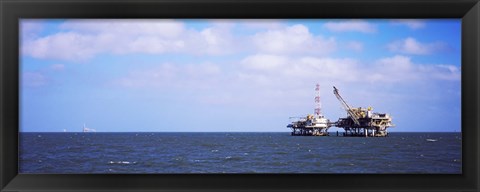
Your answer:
(19, 132), (461, 174)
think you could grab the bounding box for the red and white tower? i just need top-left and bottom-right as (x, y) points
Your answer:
(314, 83), (322, 116)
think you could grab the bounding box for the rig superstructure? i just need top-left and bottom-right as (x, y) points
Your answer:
(287, 84), (332, 136)
(332, 86), (394, 137)
(287, 85), (394, 137)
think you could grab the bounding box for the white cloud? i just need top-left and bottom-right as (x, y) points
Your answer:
(22, 21), (340, 62)
(238, 54), (359, 87)
(421, 64), (461, 81)
(194, 25), (237, 55)
(369, 55), (460, 82)
(110, 55), (360, 109)
(387, 37), (449, 55)
(22, 20), (236, 61)
(324, 20), (376, 33)
(252, 24), (336, 55)
(237, 54), (460, 92)
(369, 55), (417, 82)
(23, 32), (99, 61)
(240, 54), (289, 71)
(60, 19), (185, 38)
(115, 54), (459, 91)
(104, 53), (460, 125)
(391, 19), (426, 30)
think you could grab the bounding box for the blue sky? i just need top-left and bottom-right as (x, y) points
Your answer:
(20, 19), (461, 132)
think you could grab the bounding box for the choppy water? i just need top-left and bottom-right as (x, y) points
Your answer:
(19, 132), (461, 174)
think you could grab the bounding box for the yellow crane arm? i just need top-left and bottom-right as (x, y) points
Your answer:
(333, 86), (361, 125)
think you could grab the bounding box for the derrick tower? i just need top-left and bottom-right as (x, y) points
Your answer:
(314, 83), (322, 117)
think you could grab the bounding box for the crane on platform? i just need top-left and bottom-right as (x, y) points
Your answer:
(332, 86), (394, 137)
(333, 86), (360, 126)
(287, 85), (393, 137)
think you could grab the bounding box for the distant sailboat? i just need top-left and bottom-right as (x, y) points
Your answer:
(83, 123), (96, 133)
(63, 129), (67, 132)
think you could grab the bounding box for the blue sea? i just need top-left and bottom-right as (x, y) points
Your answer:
(19, 132), (461, 174)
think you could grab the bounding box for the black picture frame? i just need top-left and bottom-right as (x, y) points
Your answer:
(1, 0), (479, 191)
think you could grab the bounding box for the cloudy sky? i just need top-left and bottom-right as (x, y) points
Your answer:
(20, 19), (461, 132)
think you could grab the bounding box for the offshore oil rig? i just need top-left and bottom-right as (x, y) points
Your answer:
(287, 84), (332, 136)
(287, 84), (394, 137)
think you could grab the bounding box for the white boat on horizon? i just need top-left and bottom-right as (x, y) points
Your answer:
(83, 123), (96, 133)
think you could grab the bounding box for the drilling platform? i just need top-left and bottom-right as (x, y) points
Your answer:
(287, 84), (332, 136)
(332, 86), (394, 137)
(287, 85), (394, 137)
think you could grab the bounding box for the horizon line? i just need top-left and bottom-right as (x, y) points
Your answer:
(20, 131), (462, 133)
